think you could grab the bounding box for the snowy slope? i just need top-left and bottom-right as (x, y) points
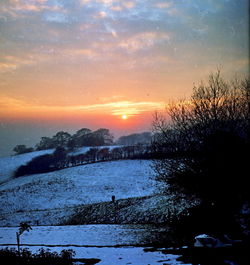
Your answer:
(69, 145), (121, 156)
(0, 160), (160, 226)
(0, 146), (121, 184)
(0, 149), (54, 184)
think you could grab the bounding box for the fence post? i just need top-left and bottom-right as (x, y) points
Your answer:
(16, 232), (20, 255)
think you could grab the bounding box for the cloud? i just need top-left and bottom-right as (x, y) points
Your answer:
(79, 0), (117, 7)
(79, 0), (90, 5)
(118, 32), (170, 52)
(110, 5), (122, 11)
(0, 63), (17, 73)
(9, 0), (48, 12)
(43, 12), (68, 23)
(0, 95), (164, 117)
(104, 23), (118, 37)
(11, 0), (37, 10)
(93, 11), (107, 18)
(155, 2), (172, 9)
(120, 54), (175, 70)
(76, 101), (164, 116)
(98, 0), (116, 4)
(78, 0), (136, 13)
(0, 53), (52, 73)
(65, 48), (98, 60)
(122, 2), (136, 9)
(0, 0), (248, 114)
(1, 0), (64, 19)
(0, 55), (36, 73)
(0, 95), (31, 109)
(0, 45), (100, 74)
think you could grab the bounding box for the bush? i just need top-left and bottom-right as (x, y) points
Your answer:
(0, 248), (75, 265)
(14, 154), (55, 177)
(13, 145), (34, 155)
(14, 147), (70, 177)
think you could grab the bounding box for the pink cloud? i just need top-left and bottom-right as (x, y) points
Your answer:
(119, 32), (170, 52)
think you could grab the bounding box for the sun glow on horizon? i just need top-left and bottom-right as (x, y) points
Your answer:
(121, 114), (128, 120)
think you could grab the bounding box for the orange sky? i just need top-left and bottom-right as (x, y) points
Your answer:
(0, 0), (249, 155)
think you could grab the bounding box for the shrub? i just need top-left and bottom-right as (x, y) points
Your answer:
(0, 248), (75, 265)
(14, 154), (55, 177)
(13, 145), (34, 155)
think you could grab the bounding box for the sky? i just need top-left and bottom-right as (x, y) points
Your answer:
(0, 0), (249, 156)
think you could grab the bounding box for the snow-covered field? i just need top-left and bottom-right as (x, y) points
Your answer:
(0, 146), (121, 184)
(0, 150), (195, 264)
(0, 225), (169, 246)
(0, 149), (54, 184)
(0, 225), (189, 265)
(0, 159), (159, 226)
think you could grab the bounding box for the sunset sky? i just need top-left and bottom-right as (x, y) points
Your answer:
(0, 0), (249, 156)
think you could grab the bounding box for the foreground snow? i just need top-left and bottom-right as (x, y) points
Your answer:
(0, 246), (186, 265)
(0, 160), (160, 226)
(0, 225), (168, 246)
(0, 225), (189, 265)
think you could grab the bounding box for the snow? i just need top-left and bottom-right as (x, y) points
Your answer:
(0, 149), (54, 184)
(0, 160), (159, 226)
(0, 245), (186, 265)
(0, 225), (189, 264)
(0, 149), (196, 264)
(0, 148), (197, 264)
(69, 145), (121, 156)
(0, 225), (167, 246)
(0, 146), (121, 184)
(195, 234), (211, 239)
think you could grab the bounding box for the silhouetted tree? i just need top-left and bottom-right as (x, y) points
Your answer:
(85, 148), (98, 162)
(67, 139), (76, 151)
(97, 148), (110, 161)
(13, 145), (34, 155)
(92, 128), (114, 146)
(53, 146), (67, 168)
(117, 132), (152, 145)
(153, 71), (250, 235)
(35, 137), (54, 150)
(14, 154), (55, 177)
(52, 131), (71, 148)
(111, 147), (124, 159)
(72, 128), (92, 147)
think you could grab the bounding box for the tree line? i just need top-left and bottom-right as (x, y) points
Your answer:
(13, 129), (152, 155)
(13, 128), (113, 155)
(14, 144), (153, 177)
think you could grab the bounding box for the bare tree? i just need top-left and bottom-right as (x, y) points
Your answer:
(153, 71), (249, 156)
(152, 71), (250, 234)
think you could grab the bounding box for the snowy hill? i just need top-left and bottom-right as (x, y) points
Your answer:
(0, 148), (197, 227)
(0, 149), (54, 184)
(0, 146), (120, 184)
(0, 159), (163, 226)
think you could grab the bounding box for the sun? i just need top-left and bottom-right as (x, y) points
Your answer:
(121, 114), (128, 120)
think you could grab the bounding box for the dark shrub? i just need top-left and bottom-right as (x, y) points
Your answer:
(0, 247), (75, 265)
(14, 154), (55, 177)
